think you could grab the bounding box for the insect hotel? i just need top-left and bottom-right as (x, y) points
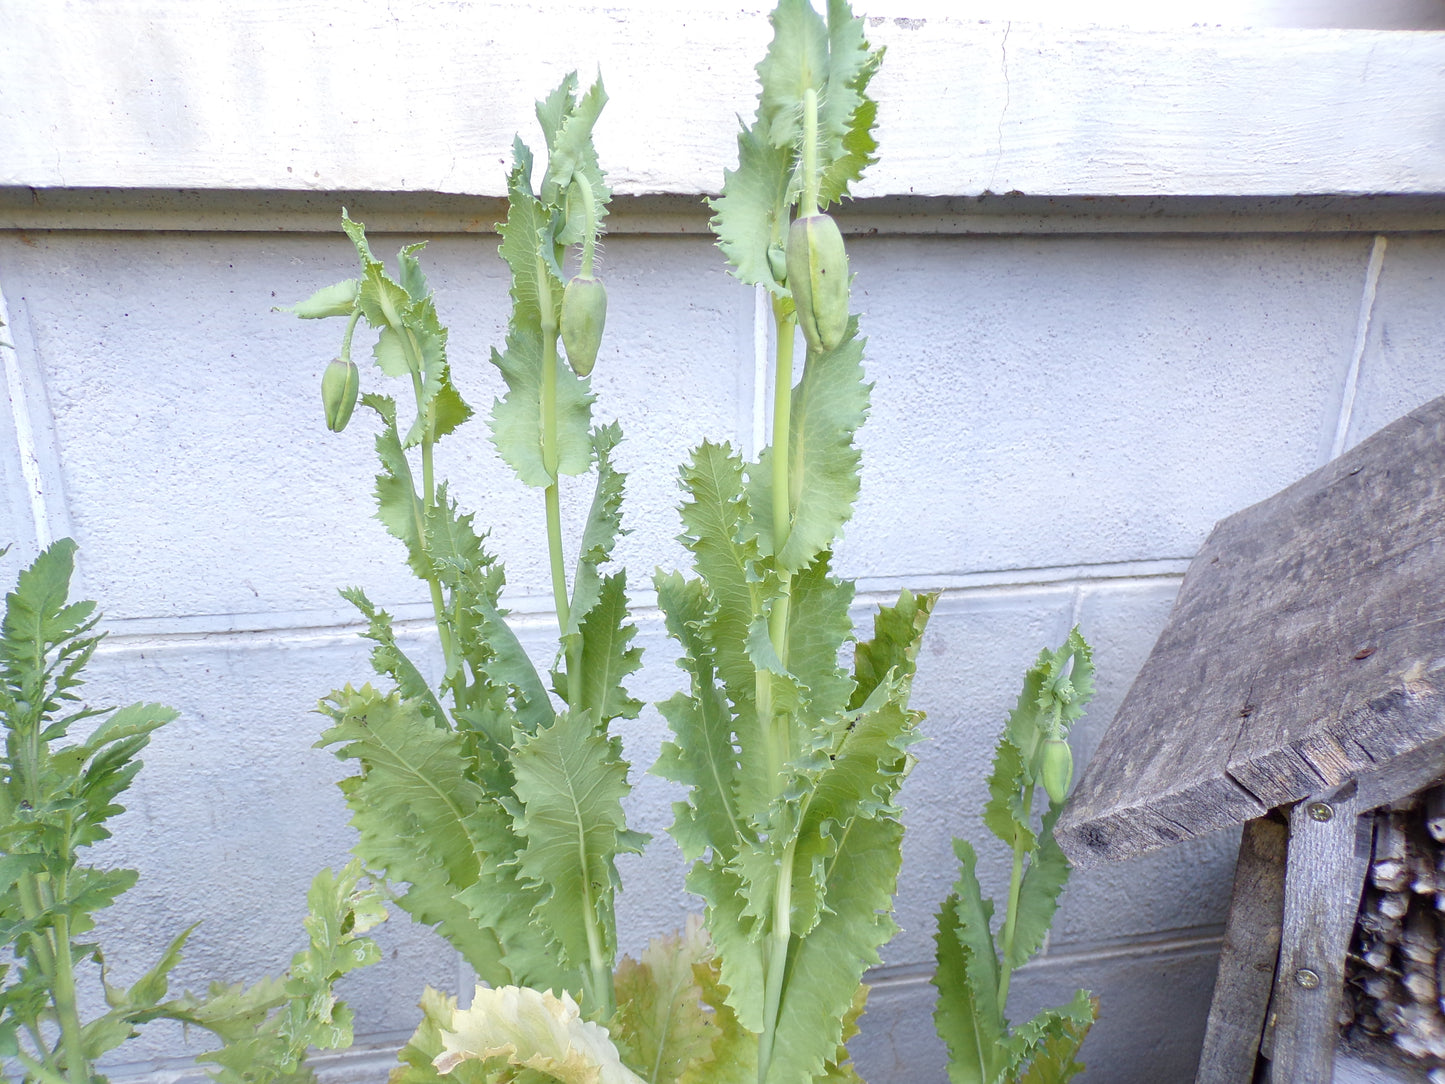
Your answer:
(1055, 393), (1445, 1083)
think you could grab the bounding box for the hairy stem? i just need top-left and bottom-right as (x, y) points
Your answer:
(575, 174), (599, 278)
(802, 88), (821, 218)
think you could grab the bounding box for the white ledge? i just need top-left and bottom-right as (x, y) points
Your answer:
(3, 2), (1444, 199)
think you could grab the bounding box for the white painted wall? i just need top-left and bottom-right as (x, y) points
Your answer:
(2, 3), (1445, 1082)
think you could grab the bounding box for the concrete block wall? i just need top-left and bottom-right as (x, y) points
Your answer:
(4, 4), (1445, 1082)
(3, 214), (1443, 1083)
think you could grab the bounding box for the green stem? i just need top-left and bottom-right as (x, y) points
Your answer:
(402, 334), (456, 675)
(757, 837), (797, 1084)
(996, 782), (1035, 1012)
(801, 88), (821, 218)
(15, 1050), (73, 1084)
(339, 305), (362, 363)
(48, 912), (88, 1084)
(539, 254), (613, 1015)
(575, 174), (599, 278)
(756, 301), (801, 1084)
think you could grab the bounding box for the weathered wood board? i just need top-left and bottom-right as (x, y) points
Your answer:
(1195, 816), (1289, 1084)
(1057, 394), (1445, 868)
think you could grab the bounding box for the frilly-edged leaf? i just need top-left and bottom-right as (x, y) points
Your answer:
(685, 860), (767, 1033)
(391, 988), (492, 1084)
(539, 74), (612, 219)
(339, 587), (448, 725)
(288, 278), (358, 319)
(816, 984), (869, 1083)
(815, 0), (883, 205)
(510, 710), (635, 978)
(435, 985), (644, 1084)
(983, 736), (1035, 853)
(611, 917), (716, 1084)
(568, 572), (642, 726)
(1006, 803), (1071, 972)
(710, 118), (793, 291)
(365, 394), (426, 573)
(472, 592), (555, 739)
(398, 242), (433, 303)
(489, 329), (595, 487)
(850, 589), (936, 712)
(765, 815), (903, 1084)
(562, 423), (627, 647)
(675, 441), (760, 718)
(1013, 992), (1097, 1084)
(933, 839), (1004, 1084)
(183, 862), (384, 1084)
(497, 146), (557, 329)
(782, 552), (855, 726)
(316, 685), (515, 983)
(653, 572), (745, 866)
(746, 321), (869, 573)
(1034, 629), (1094, 732)
(755, 0), (830, 149)
(681, 942), (757, 1084)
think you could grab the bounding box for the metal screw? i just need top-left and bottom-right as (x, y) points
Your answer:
(1307, 802), (1333, 822)
(1295, 968), (1321, 989)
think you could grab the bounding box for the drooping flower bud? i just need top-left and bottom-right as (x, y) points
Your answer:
(785, 213), (849, 353)
(1040, 738), (1074, 805)
(560, 274), (607, 377)
(321, 357), (360, 432)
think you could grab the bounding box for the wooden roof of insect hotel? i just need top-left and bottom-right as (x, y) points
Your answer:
(1055, 393), (1445, 869)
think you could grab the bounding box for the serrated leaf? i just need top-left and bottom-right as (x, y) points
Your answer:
(710, 120), (794, 291)
(756, 0), (830, 149)
(510, 710), (633, 985)
(540, 74), (612, 218)
(611, 918), (716, 1084)
(934, 840), (1004, 1084)
(765, 815), (903, 1084)
(1006, 803), (1071, 971)
(437, 986), (644, 1083)
(653, 572), (745, 866)
(572, 572), (643, 727)
(682, 947), (757, 1084)
(316, 686), (515, 983)
(562, 423), (627, 650)
(983, 736), (1035, 853)
(851, 589), (936, 712)
(686, 860), (767, 1033)
(676, 441), (760, 719)
(288, 278), (358, 319)
(746, 322), (869, 573)
(1013, 992), (1097, 1084)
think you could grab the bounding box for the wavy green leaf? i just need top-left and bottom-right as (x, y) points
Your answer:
(934, 840), (1003, 1084)
(746, 322), (869, 573)
(510, 710), (634, 976)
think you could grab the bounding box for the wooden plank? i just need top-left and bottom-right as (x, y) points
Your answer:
(3, 4), (1445, 199)
(1264, 787), (1373, 1083)
(1196, 816), (1290, 1084)
(1058, 393), (1445, 868)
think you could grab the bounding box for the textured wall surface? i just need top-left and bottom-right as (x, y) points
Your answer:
(2, 217), (1442, 1083)
(4, 3), (1445, 1082)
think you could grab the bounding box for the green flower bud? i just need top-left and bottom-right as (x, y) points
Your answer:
(767, 242), (788, 287)
(561, 274), (607, 377)
(321, 357), (360, 432)
(1040, 738), (1074, 805)
(785, 213), (849, 353)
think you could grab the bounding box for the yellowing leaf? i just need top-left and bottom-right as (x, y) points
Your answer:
(435, 985), (644, 1084)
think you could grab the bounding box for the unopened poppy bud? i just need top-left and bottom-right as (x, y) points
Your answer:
(785, 213), (849, 353)
(560, 274), (607, 377)
(321, 357), (360, 432)
(1040, 738), (1074, 805)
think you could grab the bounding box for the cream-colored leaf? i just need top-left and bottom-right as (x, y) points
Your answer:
(435, 985), (644, 1084)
